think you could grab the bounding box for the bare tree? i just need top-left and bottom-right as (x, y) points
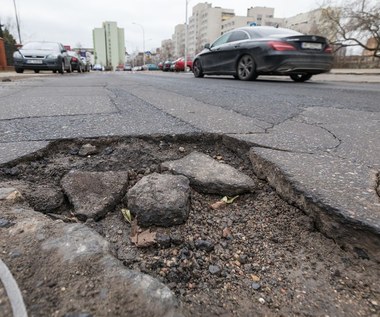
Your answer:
(321, 0), (380, 57)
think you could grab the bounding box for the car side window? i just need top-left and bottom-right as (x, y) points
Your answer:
(227, 31), (249, 43)
(211, 33), (230, 48)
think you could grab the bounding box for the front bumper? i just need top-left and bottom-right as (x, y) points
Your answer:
(14, 58), (61, 70)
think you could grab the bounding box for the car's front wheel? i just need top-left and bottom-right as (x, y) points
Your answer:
(193, 59), (204, 78)
(58, 61), (64, 74)
(290, 74), (313, 82)
(15, 68), (24, 73)
(237, 55), (257, 81)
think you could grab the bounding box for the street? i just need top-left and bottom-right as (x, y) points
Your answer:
(0, 71), (380, 316)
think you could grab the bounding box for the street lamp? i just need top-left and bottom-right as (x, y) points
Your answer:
(132, 22), (145, 66)
(184, 0), (189, 73)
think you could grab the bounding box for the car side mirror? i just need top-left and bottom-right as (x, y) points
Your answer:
(61, 49), (66, 53)
(204, 43), (210, 50)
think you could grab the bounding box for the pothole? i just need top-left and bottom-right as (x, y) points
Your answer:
(0, 135), (379, 317)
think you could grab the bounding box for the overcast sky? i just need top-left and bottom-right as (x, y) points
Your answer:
(1, 0), (320, 52)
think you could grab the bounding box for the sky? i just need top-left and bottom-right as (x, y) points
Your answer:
(1, 0), (320, 52)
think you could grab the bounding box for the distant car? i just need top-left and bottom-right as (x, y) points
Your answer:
(174, 57), (193, 72)
(13, 41), (72, 74)
(67, 51), (85, 72)
(80, 57), (91, 72)
(192, 26), (333, 82)
(115, 64), (124, 71)
(92, 64), (104, 71)
(124, 64), (132, 71)
(145, 64), (159, 70)
(170, 62), (176, 72)
(162, 60), (172, 72)
(133, 66), (143, 71)
(158, 62), (164, 70)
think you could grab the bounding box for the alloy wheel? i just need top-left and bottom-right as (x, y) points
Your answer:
(237, 55), (257, 81)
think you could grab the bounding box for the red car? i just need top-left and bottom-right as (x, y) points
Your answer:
(174, 57), (193, 72)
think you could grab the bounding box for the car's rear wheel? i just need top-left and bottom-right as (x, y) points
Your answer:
(193, 59), (204, 78)
(34, 70), (40, 73)
(290, 74), (313, 82)
(52, 70), (57, 73)
(15, 68), (24, 73)
(237, 55), (257, 81)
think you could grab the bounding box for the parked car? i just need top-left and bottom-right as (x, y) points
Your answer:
(170, 61), (177, 72)
(67, 51), (85, 72)
(192, 26), (333, 82)
(124, 64), (132, 71)
(162, 60), (172, 72)
(13, 41), (72, 74)
(144, 63), (159, 70)
(115, 64), (124, 71)
(92, 64), (104, 71)
(158, 62), (164, 70)
(80, 57), (91, 72)
(174, 57), (193, 71)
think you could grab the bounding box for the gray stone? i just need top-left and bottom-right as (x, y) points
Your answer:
(251, 282), (261, 290)
(0, 187), (22, 201)
(25, 186), (64, 212)
(78, 144), (98, 157)
(127, 173), (190, 227)
(61, 170), (129, 220)
(209, 265), (221, 275)
(195, 239), (214, 252)
(161, 152), (255, 195)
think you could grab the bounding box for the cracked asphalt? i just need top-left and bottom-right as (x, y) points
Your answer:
(0, 70), (379, 259)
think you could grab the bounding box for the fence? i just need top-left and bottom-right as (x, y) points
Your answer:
(333, 55), (380, 69)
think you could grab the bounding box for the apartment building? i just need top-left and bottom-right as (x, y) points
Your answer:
(222, 7), (284, 34)
(173, 24), (185, 58)
(93, 21), (125, 69)
(187, 3), (235, 57)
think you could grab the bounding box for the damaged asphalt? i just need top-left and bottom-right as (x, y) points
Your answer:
(0, 70), (379, 262)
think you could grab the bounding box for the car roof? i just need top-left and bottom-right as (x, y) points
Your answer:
(228, 26), (302, 37)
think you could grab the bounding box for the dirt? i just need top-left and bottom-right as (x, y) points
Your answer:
(0, 136), (379, 317)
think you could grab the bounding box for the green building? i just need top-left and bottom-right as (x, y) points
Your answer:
(93, 21), (125, 70)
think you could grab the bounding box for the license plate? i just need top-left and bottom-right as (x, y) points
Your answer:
(27, 59), (43, 64)
(301, 42), (322, 50)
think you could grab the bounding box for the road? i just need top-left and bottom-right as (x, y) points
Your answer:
(1, 71), (380, 260)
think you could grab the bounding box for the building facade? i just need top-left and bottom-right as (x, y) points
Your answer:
(93, 21), (125, 69)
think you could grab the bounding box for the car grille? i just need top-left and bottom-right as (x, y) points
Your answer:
(24, 55), (45, 59)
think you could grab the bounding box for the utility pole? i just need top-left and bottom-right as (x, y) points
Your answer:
(13, 0), (22, 44)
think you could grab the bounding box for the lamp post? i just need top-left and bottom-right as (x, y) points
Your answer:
(132, 22), (145, 66)
(184, 0), (189, 72)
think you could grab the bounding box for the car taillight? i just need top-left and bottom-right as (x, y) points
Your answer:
(71, 57), (78, 62)
(268, 41), (296, 51)
(324, 45), (333, 53)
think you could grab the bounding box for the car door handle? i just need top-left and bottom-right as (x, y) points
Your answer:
(234, 45), (240, 48)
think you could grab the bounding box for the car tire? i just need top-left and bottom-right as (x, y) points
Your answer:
(290, 74), (313, 82)
(59, 62), (64, 74)
(237, 55), (257, 81)
(193, 59), (204, 78)
(52, 70), (57, 73)
(66, 63), (72, 73)
(15, 68), (24, 73)
(34, 70), (40, 74)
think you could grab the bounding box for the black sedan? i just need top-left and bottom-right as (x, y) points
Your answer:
(192, 26), (333, 82)
(13, 41), (72, 74)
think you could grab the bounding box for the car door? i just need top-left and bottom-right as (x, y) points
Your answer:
(59, 43), (70, 66)
(224, 30), (250, 72)
(201, 33), (230, 73)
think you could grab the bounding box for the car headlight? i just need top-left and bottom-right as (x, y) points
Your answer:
(46, 54), (58, 59)
(13, 51), (22, 58)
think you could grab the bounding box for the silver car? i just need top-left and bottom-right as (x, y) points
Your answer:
(13, 41), (72, 74)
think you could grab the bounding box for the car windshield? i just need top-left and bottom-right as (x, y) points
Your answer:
(22, 42), (60, 51)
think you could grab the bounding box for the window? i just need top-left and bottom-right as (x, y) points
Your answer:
(227, 31), (249, 43)
(211, 33), (230, 48)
